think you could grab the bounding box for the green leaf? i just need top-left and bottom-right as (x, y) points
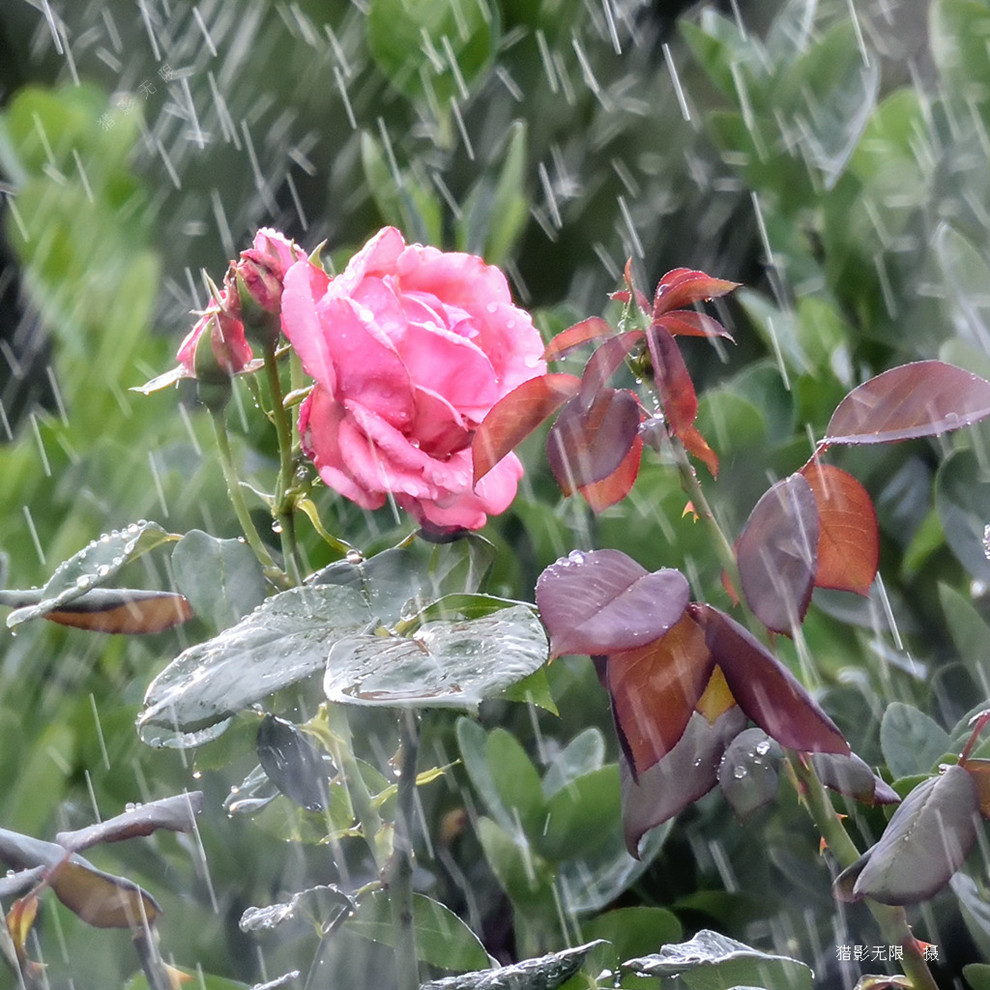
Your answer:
(625, 930), (813, 990)
(2, 520), (177, 627)
(366, 0), (496, 102)
(171, 530), (268, 632)
(880, 702), (952, 779)
(938, 583), (990, 670)
(476, 816), (556, 916)
(347, 890), (490, 972)
(538, 765), (621, 861)
(498, 667), (557, 714)
(936, 448), (990, 582)
(582, 907), (682, 969)
(963, 963), (990, 990)
(323, 604), (547, 710)
(239, 884), (354, 935)
(542, 728), (606, 799)
(420, 942), (605, 990)
(483, 728), (546, 835)
(138, 585), (374, 746)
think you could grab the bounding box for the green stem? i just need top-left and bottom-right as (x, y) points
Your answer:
(667, 435), (937, 990)
(321, 704), (386, 869)
(211, 413), (289, 589)
(263, 343), (303, 585)
(788, 757), (939, 990)
(386, 710), (421, 990)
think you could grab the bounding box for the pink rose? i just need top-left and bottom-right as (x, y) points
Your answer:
(281, 227), (546, 530)
(177, 228), (305, 378)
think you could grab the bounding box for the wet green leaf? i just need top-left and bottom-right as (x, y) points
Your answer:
(717, 728), (782, 820)
(171, 530), (268, 632)
(420, 941), (604, 990)
(936, 448), (990, 583)
(324, 605), (547, 709)
(347, 890), (490, 972)
(625, 929), (813, 990)
(3, 521), (178, 628)
(138, 585), (374, 745)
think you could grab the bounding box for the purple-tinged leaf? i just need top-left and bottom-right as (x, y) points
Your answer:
(834, 765), (980, 905)
(736, 474), (819, 634)
(646, 325), (697, 437)
(536, 550), (689, 659)
(689, 604), (849, 755)
(810, 752), (899, 805)
(621, 707), (748, 857)
(577, 436), (643, 513)
(56, 792), (204, 853)
(580, 331), (645, 400)
(472, 373), (581, 484)
(824, 361), (990, 446)
(608, 613), (715, 775)
(542, 317), (615, 362)
(717, 728), (782, 820)
(546, 389), (641, 494)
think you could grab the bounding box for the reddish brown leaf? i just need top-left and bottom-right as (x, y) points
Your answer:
(536, 549), (690, 659)
(824, 361), (990, 445)
(646, 325), (697, 437)
(541, 317), (615, 362)
(608, 613), (716, 775)
(578, 436), (643, 513)
(656, 310), (734, 341)
(736, 474), (819, 634)
(800, 462), (878, 595)
(653, 269), (740, 318)
(546, 389), (640, 494)
(679, 423), (719, 478)
(7, 894), (38, 958)
(961, 758), (990, 820)
(580, 330), (645, 399)
(45, 590), (193, 634)
(689, 603), (850, 755)
(49, 858), (161, 928)
(472, 373), (580, 484)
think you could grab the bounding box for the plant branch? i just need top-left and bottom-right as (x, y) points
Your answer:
(263, 343), (303, 585)
(211, 412), (290, 589)
(386, 709), (421, 990)
(788, 756), (939, 990)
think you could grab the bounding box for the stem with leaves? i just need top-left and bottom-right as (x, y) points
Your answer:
(668, 438), (938, 990)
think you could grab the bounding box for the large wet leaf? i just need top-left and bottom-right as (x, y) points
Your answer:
(324, 603), (547, 709)
(3, 521), (177, 628)
(256, 716), (334, 811)
(56, 792), (204, 852)
(171, 530), (268, 632)
(420, 941), (604, 990)
(735, 474), (818, 634)
(0, 587), (192, 634)
(240, 884), (354, 935)
(536, 549), (689, 659)
(823, 362), (990, 445)
(347, 890), (490, 972)
(138, 585), (374, 745)
(625, 930), (813, 990)
(834, 765), (980, 905)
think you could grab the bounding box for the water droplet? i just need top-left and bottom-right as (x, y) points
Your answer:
(96, 565), (111, 578)
(732, 765), (747, 779)
(272, 522), (283, 534)
(75, 575), (92, 589)
(755, 739), (771, 756)
(346, 549), (364, 564)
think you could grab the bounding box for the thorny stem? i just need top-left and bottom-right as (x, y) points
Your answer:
(386, 710), (421, 990)
(263, 343), (303, 585)
(211, 412), (290, 589)
(788, 757), (939, 990)
(667, 434), (938, 990)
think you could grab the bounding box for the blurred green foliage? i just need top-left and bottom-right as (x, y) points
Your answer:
(2, 0), (990, 988)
